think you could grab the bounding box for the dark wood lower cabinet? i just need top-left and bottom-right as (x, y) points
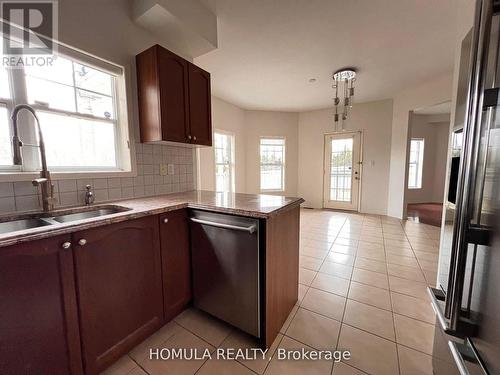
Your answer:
(73, 216), (164, 375)
(159, 209), (192, 321)
(0, 204), (300, 374)
(0, 235), (83, 375)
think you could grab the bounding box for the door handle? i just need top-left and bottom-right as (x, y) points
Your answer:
(190, 217), (257, 234)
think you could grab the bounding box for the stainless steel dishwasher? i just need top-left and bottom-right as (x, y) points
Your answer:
(189, 210), (260, 338)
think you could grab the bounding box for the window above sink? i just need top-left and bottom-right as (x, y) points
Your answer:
(0, 35), (133, 180)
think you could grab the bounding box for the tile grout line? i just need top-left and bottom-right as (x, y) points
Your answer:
(384, 218), (402, 375)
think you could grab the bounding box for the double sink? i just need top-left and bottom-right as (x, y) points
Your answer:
(0, 205), (131, 235)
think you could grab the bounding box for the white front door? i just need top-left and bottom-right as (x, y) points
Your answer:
(323, 132), (362, 211)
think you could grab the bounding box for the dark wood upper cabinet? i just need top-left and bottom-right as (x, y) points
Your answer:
(0, 235), (83, 375)
(188, 63), (212, 146)
(158, 47), (190, 143)
(73, 216), (164, 375)
(159, 209), (192, 322)
(136, 44), (212, 146)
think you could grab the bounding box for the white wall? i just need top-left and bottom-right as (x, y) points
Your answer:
(298, 99), (393, 215)
(386, 74), (454, 218)
(405, 115), (450, 204)
(197, 98), (299, 196)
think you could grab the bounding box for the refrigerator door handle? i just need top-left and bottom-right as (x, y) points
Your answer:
(449, 341), (470, 375)
(428, 287), (450, 332)
(445, 0), (494, 332)
(428, 286), (478, 337)
(448, 339), (490, 375)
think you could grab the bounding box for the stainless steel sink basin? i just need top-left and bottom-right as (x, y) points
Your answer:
(51, 207), (128, 223)
(0, 218), (53, 235)
(0, 205), (130, 235)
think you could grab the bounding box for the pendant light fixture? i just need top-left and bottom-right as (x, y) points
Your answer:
(332, 68), (356, 130)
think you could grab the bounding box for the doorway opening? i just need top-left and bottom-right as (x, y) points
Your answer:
(403, 101), (451, 226)
(323, 131), (362, 211)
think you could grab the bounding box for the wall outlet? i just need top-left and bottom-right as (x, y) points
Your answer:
(167, 164), (175, 175)
(159, 164), (168, 176)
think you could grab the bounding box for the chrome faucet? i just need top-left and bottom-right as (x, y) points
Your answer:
(11, 104), (57, 212)
(84, 185), (95, 205)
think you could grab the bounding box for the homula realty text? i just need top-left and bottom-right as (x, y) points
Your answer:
(149, 348), (351, 362)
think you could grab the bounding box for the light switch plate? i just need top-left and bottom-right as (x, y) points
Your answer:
(167, 164), (175, 175)
(160, 164), (168, 176)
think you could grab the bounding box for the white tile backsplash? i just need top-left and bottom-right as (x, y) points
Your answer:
(0, 143), (196, 214)
(0, 182), (14, 198)
(108, 188), (122, 200)
(93, 178), (108, 189)
(59, 191), (79, 206)
(94, 189), (109, 202)
(0, 197), (16, 212)
(107, 178), (122, 189)
(58, 179), (77, 192)
(15, 195), (39, 211)
(13, 181), (38, 196)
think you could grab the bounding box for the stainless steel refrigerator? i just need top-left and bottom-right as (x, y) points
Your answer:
(430, 0), (500, 373)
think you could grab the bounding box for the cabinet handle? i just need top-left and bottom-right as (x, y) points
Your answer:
(163, 218), (169, 224)
(78, 239), (87, 246)
(193, 136), (197, 141)
(188, 135), (192, 140)
(61, 242), (71, 249)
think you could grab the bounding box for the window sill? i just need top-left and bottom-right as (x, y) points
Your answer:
(0, 169), (137, 182)
(407, 187), (422, 190)
(260, 189), (285, 194)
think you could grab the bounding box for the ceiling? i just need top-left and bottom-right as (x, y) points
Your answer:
(195, 0), (458, 112)
(414, 101), (452, 115)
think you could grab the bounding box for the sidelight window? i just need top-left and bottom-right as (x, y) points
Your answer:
(408, 138), (425, 189)
(214, 131), (235, 192)
(260, 137), (285, 192)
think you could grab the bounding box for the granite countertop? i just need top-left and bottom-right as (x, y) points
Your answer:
(0, 190), (304, 248)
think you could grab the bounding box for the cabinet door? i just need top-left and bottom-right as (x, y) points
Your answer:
(188, 63), (212, 146)
(159, 209), (191, 321)
(158, 46), (190, 143)
(0, 235), (83, 375)
(73, 216), (163, 375)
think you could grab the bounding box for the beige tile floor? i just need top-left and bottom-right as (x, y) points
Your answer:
(103, 209), (451, 375)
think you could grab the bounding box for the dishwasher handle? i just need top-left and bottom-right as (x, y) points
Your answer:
(190, 217), (257, 234)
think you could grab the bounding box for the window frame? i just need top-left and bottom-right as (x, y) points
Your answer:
(259, 136), (286, 193)
(213, 130), (235, 193)
(0, 38), (134, 182)
(408, 138), (425, 189)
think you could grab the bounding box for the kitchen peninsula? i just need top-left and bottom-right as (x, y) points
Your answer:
(0, 190), (303, 375)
